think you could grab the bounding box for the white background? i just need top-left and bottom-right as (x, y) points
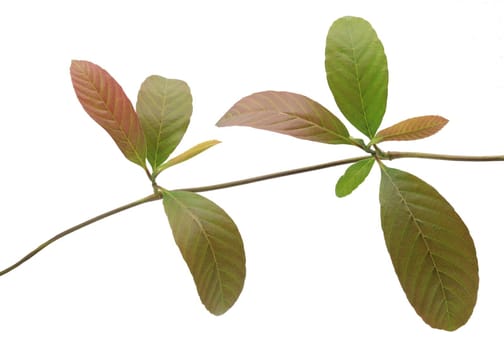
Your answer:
(1, 0), (503, 348)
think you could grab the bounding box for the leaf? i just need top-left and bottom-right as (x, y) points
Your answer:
(156, 140), (221, 175)
(379, 165), (478, 331)
(325, 16), (388, 138)
(162, 190), (246, 315)
(70, 60), (146, 167)
(216, 91), (351, 145)
(373, 116), (448, 144)
(335, 157), (374, 197)
(136, 76), (192, 171)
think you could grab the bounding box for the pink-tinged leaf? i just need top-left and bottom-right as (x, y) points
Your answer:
(70, 60), (146, 168)
(373, 116), (448, 144)
(217, 91), (351, 144)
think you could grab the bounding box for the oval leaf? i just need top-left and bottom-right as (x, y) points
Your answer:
(373, 116), (448, 143)
(325, 16), (388, 138)
(216, 91), (351, 144)
(379, 165), (478, 331)
(156, 140), (221, 175)
(335, 157), (374, 197)
(137, 76), (192, 171)
(70, 60), (146, 167)
(162, 190), (246, 315)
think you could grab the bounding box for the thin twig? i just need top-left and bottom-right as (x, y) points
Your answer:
(0, 192), (162, 277)
(175, 155), (372, 192)
(2, 150), (504, 276)
(385, 151), (504, 162)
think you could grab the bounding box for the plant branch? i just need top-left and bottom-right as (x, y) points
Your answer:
(0, 192), (162, 277)
(175, 155), (372, 193)
(0, 155), (370, 277)
(3, 150), (504, 277)
(385, 151), (504, 162)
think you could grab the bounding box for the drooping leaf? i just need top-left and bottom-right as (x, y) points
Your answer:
(156, 140), (220, 175)
(335, 157), (374, 197)
(373, 116), (448, 144)
(379, 165), (478, 331)
(136, 76), (192, 171)
(162, 190), (246, 315)
(325, 16), (388, 138)
(217, 91), (351, 145)
(70, 60), (146, 168)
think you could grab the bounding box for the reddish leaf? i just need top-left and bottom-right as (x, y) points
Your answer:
(374, 116), (448, 143)
(217, 91), (351, 144)
(70, 60), (146, 167)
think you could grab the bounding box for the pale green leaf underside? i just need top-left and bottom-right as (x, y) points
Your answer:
(137, 76), (192, 171)
(156, 140), (221, 175)
(325, 16), (388, 138)
(162, 190), (246, 315)
(335, 157), (374, 197)
(217, 91), (351, 145)
(379, 165), (478, 331)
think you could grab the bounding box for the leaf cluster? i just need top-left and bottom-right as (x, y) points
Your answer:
(8, 16), (479, 331)
(216, 17), (476, 331)
(70, 61), (244, 315)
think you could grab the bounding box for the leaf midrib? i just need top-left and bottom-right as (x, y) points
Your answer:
(230, 111), (350, 143)
(282, 112), (348, 141)
(344, 20), (372, 137)
(154, 83), (170, 168)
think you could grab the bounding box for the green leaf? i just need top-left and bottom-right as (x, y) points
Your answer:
(379, 165), (478, 331)
(156, 140), (220, 175)
(325, 16), (388, 138)
(335, 157), (374, 197)
(162, 190), (246, 315)
(349, 137), (368, 150)
(136, 76), (192, 171)
(217, 91), (351, 145)
(373, 116), (448, 144)
(70, 60), (146, 168)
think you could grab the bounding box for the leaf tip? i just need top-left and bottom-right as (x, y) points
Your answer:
(215, 113), (230, 127)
